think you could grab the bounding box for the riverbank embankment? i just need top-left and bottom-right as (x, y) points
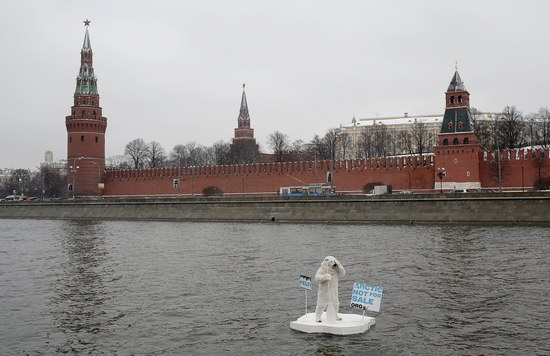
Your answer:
(1, 192), (549, 224)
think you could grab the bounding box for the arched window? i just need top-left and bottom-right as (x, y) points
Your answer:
(95, 136), (98, 143)
(448, 122), (454, 130)
(93, 110), (96, 118)
(81, 135), (84, 142)
(443, 138), (449, 145)
(453, 138), (459, 145)
(458, 121), (464, 129)
(458, 95), (462, 103)
(450, 96), (455, 104)
(463, 137), (469, 144)
(81, 110), (85, 118)
(69, 137), (72, 143)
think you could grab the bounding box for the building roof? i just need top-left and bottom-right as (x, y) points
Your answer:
(447, 70), (466, 92)
(239, 85), (250, 120)
(82, 28), (92, 52)
(440, 107), (473, 133)
(339, 112), (498, 129)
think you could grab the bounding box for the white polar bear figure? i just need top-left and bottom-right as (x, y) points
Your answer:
(314, 256), (345, 322)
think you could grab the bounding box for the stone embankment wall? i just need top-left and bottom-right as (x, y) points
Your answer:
(2, 193), (550, 224)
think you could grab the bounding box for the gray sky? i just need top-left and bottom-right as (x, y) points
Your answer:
(2, 0), (549, 169)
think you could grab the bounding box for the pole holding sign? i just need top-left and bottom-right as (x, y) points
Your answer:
(299, 275), (312, 315)
(350, 283), (383, 313)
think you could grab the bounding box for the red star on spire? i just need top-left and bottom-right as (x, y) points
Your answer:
(83, 19), (91, 27)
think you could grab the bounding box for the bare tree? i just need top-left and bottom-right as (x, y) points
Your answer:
(536, 107), (550, 148)
(170, 144), (188, 167)
(107, 155), (131, 169)
(147, 141), (166, 168)
(412, 120), (430, 155)
(185, 142), (207, 166)
(267, 131), (290, 162)
(470, 107), (492, 149)
(357, 127), (374, 158)
(337, 132), (352, 159)
(211, 140), (231, 165)
(124, 138), (149, 169)
(499, 106), (524, 149)
(398, 128), (414, 155)
(373, 123), (389, 158)
(309, 134), (330, 160)
(1, 169), (31, 197)
(325, 129), (339, 160)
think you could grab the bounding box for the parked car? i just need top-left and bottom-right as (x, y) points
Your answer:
(448, 189), (468, 194)
(475, 188), (496, 193)
(3, 195), (26, 201)
(397, 190), (413, 195)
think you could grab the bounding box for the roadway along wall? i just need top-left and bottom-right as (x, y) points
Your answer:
(1, 194), (549, 224)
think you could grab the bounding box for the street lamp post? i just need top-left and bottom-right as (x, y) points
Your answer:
(521, 166), (525, 192)
(69, 160), (80, 199)
(437, 167), (446, 193)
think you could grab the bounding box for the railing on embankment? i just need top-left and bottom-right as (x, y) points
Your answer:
(1, 192), (550, 224)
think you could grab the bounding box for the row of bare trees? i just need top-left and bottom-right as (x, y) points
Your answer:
(472, 106), (550, 150)
(111, 105), (550, 168)
(0, 166), (67, 198)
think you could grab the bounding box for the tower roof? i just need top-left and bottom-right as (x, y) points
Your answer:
(82, 28), (92, 52)
(239, 84), (249, 119)
(447, 70), (466, 92)
(75, 24), (98, 95)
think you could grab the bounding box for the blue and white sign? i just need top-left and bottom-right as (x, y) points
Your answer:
(299, 275), (312, 290)
(350, 283), (383, 312)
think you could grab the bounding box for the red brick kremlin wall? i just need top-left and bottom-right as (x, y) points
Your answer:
(479, 148), (550, 190)
(101, 148), (550, 197)
(103, 156), (436, 197)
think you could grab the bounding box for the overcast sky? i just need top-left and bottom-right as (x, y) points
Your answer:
(2, 0), (549, 169)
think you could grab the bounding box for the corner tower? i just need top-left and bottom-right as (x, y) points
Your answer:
(433, 67), (482, 191)
(65, 20), (107, 197)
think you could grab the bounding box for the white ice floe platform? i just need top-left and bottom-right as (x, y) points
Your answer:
(289, 312), (375, 335)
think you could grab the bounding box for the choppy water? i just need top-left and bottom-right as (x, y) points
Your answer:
(1, 219), (549, 355)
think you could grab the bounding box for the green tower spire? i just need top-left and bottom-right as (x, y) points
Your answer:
(75, 20), (98, 95)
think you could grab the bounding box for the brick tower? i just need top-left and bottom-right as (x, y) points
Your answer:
(433, 68), (482, 191)
(229, 84), (259, 163)
(65, 20), (107, 197)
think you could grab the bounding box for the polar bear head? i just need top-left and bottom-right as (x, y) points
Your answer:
(321, 256), (340, 274)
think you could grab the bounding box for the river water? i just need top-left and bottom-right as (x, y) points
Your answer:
(1, 219), (549, 355)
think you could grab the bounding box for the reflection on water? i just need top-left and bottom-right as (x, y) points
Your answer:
(49, 220), (113, 353)
(1, 220), (550, 355)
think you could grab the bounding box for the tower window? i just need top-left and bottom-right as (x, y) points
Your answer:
(458, 95), (463, 103)
(92, 100), (95, 105)
(69, 137), (72, 143)
(443, 138), (449, 145)
(81, 135), (84, 142)
(463, 137), (469, 144)
(448, 122), (454, 129)
(93, 110), (96, 118)
(82, 110), (85, 118)
(458, 121), (464, 129)
(453, 138), (459, 145)
(95, 136), (98, 143)
(450, 96), (455, 104)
